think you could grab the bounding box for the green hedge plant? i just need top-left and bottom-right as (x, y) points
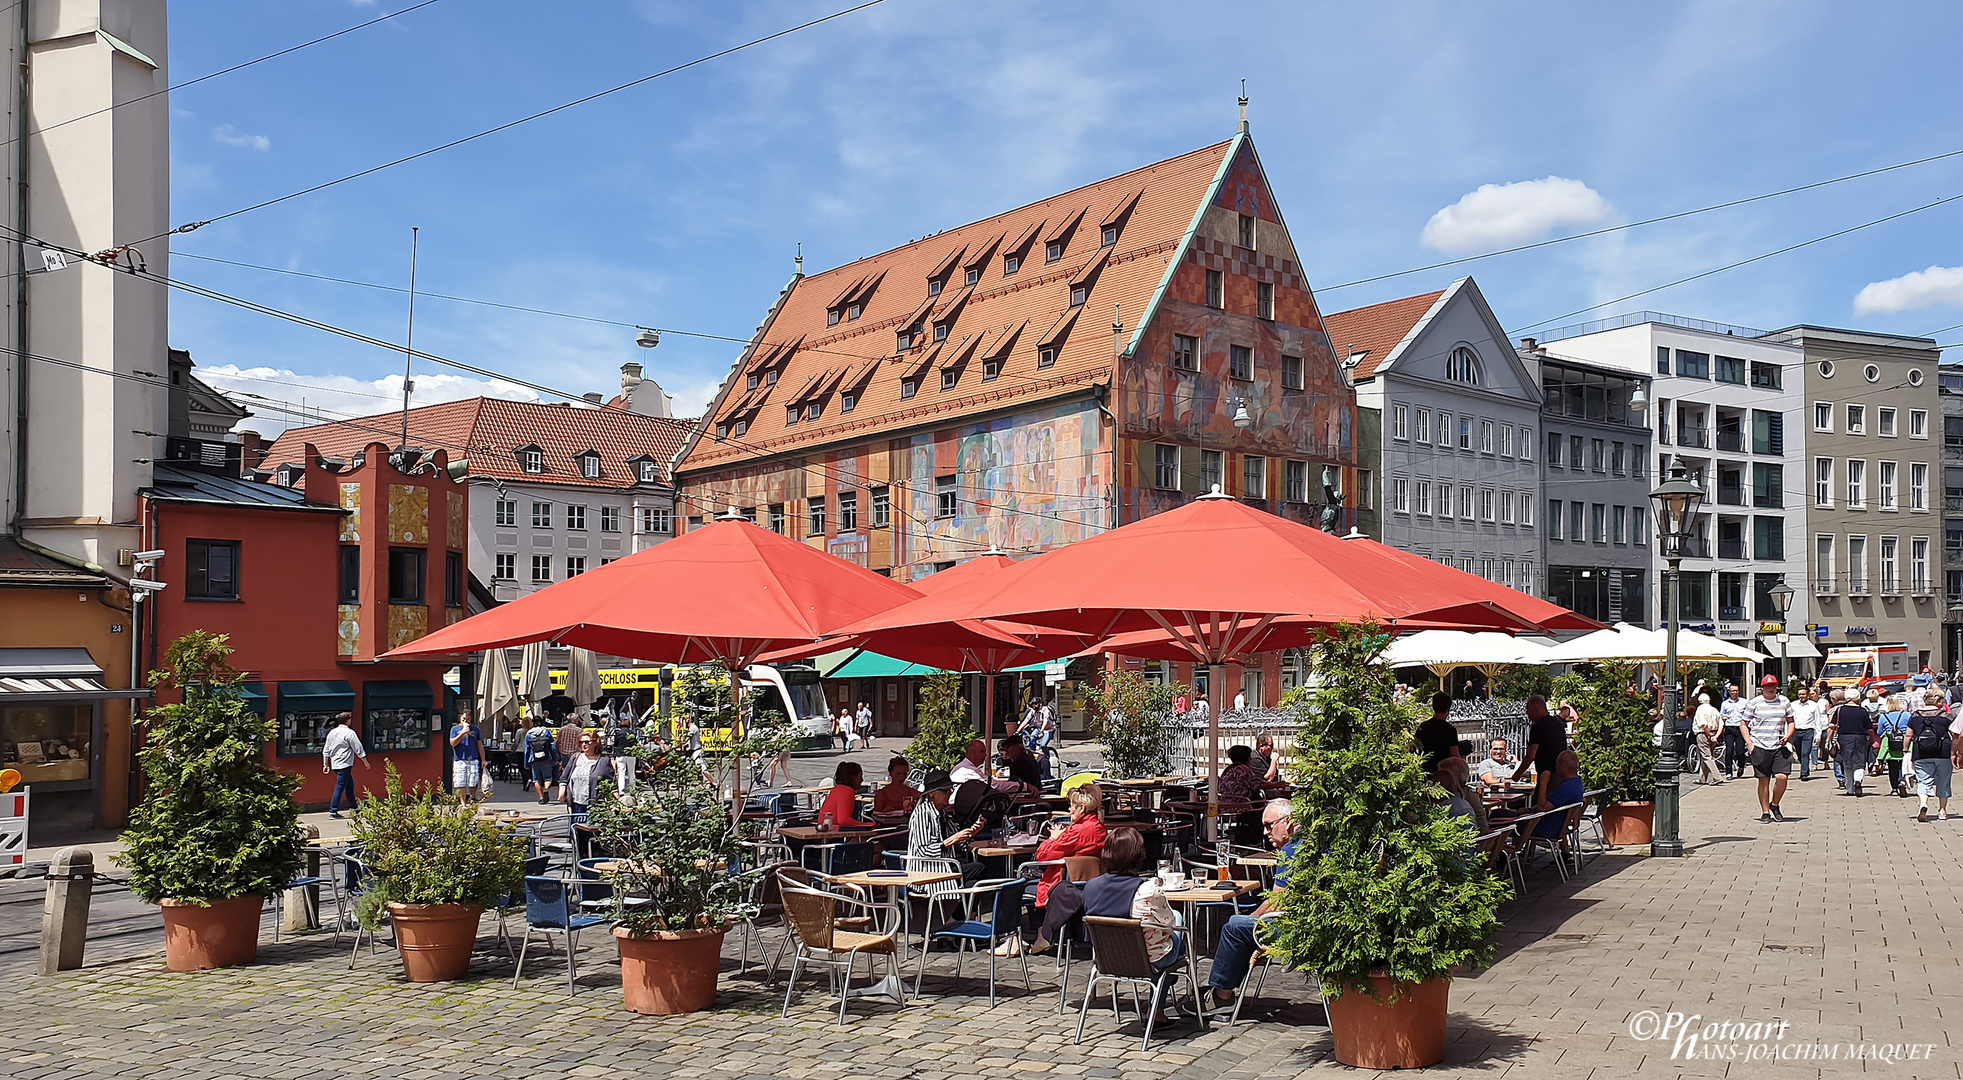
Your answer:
(585, 752), (757, 934)
(348, 761), (528, 927)
(1262, 623), (1510, 1002)
(1571, 661), (1659, 807)
(1086, 669), (1187, 779)
(906, 671), (973, 770)
(120, 631), (302, 906)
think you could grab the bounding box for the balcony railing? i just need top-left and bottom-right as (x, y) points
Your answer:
(1716, 431), (1745, 453)
(1814, 578), (1836, 595)
(1718, 541), (1747, 559)
(1849, 576), (1871, 596)
(1882, 578), (1903, 597)
(1716, 485), (1745, 506)
(1678, 429), (1710, 449)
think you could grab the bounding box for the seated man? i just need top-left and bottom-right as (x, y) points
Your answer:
(907, 769), (984, 884)
(1518, 749), (1585, 843)
(949, 739), (991, 788)
(997, 735), (1043, 793)
(1251, 734), (1282, 785)
(1205, 799), (1301, 1015)
(1474, 738), (1526, 786)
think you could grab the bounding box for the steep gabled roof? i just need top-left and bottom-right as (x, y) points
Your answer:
(261, 398), (695, 490)
(681, 140), (1235, 473)
(1320, 289), (1447, 380)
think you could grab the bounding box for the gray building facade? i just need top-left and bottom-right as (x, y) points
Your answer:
(1528, 347), (1653, 626)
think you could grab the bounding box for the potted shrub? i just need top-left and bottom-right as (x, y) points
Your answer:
(1085, 668), (1187, 779)
(1571, 661), (1659, 846)
(121, 631), (302, 971)
(350, 762), (527, 981)
(1263, 623), (1509, 1069)
(586, 751), (757, 1014)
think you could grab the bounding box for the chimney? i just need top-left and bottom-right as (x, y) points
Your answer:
(237, 429), (267, 475)
(1519, 337), (1540, 354)
(581, 392), (604, 406)
(621, 362), (643, 396)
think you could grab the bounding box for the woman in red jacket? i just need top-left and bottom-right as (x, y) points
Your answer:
(815, 761), (875, 829)
(999, 783), (1105, 956)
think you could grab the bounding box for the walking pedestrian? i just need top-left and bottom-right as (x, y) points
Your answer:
(554, 709), (584, 787)
(856, 701), (875, 749)
(561, 731), (615, 815)
(1691, 693), (1724, 785)
(1827, 689), (1874, 796)
(1876, 695), (1913, 797)
(1790, 687), (1824, 781)
(523, 713), (559, 804)
(448, 708), (490, 804)
(1909, 689), (1953, 821)
(320, 712), (367, 818)
(1741, 676), (1795, 823)
(1718, 685), (1749, 779)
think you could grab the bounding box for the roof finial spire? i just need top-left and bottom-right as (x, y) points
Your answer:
(794, 242), (803, 277)
(1238, 80), (1249, 134)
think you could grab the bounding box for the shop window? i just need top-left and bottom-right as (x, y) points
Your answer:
(388, 548), (426, 604)
(364, 680), (433, 753)
(277, 681), (354, 757)
(1, 701), (92, 783)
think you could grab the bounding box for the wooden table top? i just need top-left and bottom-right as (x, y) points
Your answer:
(973, 844), (1038, 858)
(829, 869), (961, 888)
(1235, 855), (1280, 867)
(1162, 879), (1262, 903)
(774, 824), (904, 843)
(591, 859), (659, 875)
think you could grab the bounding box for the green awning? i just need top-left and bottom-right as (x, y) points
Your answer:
(277, 680), (354, 713)
(364, 679), (434, 711)
(241, 681), (269, 717)
(823, 650), (1062, 678)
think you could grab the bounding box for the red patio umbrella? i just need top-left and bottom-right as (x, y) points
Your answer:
(757, 551), (1093, 746)
(384, 513), (923, 819)
(840, 493), (1594, 838)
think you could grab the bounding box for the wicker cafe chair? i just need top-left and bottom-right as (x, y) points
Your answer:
(1074, 916), (1207, 1051)
(779, 884), (904, 1025)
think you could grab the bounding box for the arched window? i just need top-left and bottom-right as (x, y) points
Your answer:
(1446, 345), (1482, 385)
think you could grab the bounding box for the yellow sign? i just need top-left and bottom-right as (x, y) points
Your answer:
(1760, 621), (1784, 633)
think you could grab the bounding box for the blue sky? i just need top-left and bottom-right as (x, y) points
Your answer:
(165, 0), (1963, 434)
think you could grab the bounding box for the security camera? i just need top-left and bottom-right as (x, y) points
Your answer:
(132, 549), (166, 563)
(126, 578), (169, 591)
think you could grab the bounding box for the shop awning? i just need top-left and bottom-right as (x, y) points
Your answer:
(242, 681), (269, 717)
(277, 680), (355, 714)
(364, 680), (434, 711)
(1760, 636), (1822, 659)
(0, 647), (149, 700)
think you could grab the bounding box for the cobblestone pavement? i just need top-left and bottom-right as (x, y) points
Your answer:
(5, 770), (1960, 1079)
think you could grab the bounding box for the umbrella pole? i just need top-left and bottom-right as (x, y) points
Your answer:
(1205, 661), (1225, 846)
(984, 673), (996, 752)
(729, 665), (744, 827)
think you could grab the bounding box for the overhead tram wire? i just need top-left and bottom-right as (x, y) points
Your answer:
(122, 0), (892, 249)
(0, 1), (445, 151)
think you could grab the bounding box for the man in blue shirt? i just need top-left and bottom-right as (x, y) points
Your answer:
(448, 708), (489, 803)
(1718, 685), (1750, 779)
(1204, 798), (1300, 1014)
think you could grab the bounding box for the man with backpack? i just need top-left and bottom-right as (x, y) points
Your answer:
(523, 714), (560, 805)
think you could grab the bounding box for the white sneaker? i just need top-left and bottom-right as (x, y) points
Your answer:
(993, 937), (1023, 957)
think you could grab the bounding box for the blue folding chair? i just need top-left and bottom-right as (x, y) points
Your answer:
(512, 875), (608, 996)
(923, 878), (1032, 1004)
(493, 855), (551, 957)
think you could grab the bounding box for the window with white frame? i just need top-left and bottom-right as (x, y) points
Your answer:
(1590, 503), (1607, 543)
(1437, 412), (1452, 446)
(871, 487), (890, 527)
(519, 447), (544, 474)
(1880, 461), (1898, 509)
(1910, 409), (1928, 438)
(1460, 484), (1475, 520)
(495, 499), (516, 527)
(566, 504), (586, 530)
(1813, 401), (1833, 432)
(1879, 407), (1897, 437)
(579, 453), (601, 479)
(1391, 404), (1408, 441)
(1881, 535), (1899, 592)
(1243, 455), (1266, 500)
(636, 506), (672, 533)
(1848, 404), (1865, 434)
(1548, 431), (1564, 467)
(1480, 419), (1494, 453)
(1445, 345), (1482, 384)
(494, 553), (515, 580)
(1458, 417), (1473, 451)
(1357, 469), (1374, 510)
(1849, 535), (1869, 592)
(1911, 462), (1928, 510)
(1519, 426), (1533, 460)
(1479, 488), (1495, 521)
(1548, 499), (1563, 539)
(1815, 458), (1833, 507)
(1499, 489), (1514, 524)
(1520, 494), (1535, 528)
(1848, 459), (1866, 508)
(1499, 424), (1513, 457)
(1415, 481), (1431, 515)
(1413, 408), (1431, 443)
(1630, 505), (1645, 544)
(1612, 505), (1627, 544)
(600, 506), (620, 533)
(566, 556), (586, 578)
(531, 555), (552, 583)
(1200, 450), (1222, 492)
(532, 502), (552, 528)
(1286, 460), (1307, 502)
(1913, 536), (1931, 592)
(1815, 535), (1834, 593)
(1392, 477), (1409, 512)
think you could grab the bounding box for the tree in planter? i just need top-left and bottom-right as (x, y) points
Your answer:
(349, 761), (528, 928)
(1085, 669), (1187, 779)
(585, 758), (756, 932)
(1570, 661), (1658, 808)
(121, 631), (302, 906)
(1262, 622), (1510, 1002)
(906, 671), (972, 770)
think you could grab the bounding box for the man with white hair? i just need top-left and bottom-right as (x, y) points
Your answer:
(1790, 687), (1824, 782)
(1204, 798), (1299, 1015)
(1692, 692), (1724, 785)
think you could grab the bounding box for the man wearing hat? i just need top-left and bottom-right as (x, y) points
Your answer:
(907, 770), (985, 883)
(1740, 674), (1796, 823)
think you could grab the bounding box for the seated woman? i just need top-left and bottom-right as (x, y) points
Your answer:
(997, 783), (1104, 957)
(816, 761), (875, 829)
(1081, 827), (1186, 1026)
(1433, 755), (1489, 834)
(871, 756), (916, 815)
(1216, 745), (1265, 804)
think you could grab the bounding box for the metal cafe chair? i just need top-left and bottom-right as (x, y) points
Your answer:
(1074, 916), (1208, 1051)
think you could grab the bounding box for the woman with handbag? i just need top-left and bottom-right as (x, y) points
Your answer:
(562, 732), (616, 815)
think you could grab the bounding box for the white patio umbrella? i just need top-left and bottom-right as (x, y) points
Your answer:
(1541, 623), (1764, 665)
(516, 641), (552, 717)
(567, 646), (603, 721)
(1382, 630), (1553, 678)
(475, 647), (520, 739)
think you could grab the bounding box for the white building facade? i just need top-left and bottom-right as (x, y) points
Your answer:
(1535, 314), (1810, 650)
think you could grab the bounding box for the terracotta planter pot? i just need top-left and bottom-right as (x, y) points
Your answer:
(1324, 972), (1450, 1069)
(386, 902), (484, 982)
(1601, 801), (1655, 846)
(615, 925), (728, 1014)
(159, 895), (264, 971)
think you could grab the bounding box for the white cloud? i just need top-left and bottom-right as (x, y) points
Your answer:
(197, 364), (540, 438)
(1854, 265), (1963, 315)
(1420, 176), (1612, 253)
(212, 124), (270, 152)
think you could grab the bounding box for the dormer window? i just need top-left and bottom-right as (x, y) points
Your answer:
(847, 302), (862, 321)
(1101, 225), (1117, 247)
(1003, 254), (1021, 276)
(982, 357), (1002, 381)
(786, 405), (800, 425)
(717, 423), (730, 439)
(766, 369), (779, 385)
(1069, 285), (1087, 307)
(964, 267), (980, 287)
(1038, 347), (1057, 369)
(827, 308), (842, 326)
(277, 464), (301, 487)
(807, 401), (823, 421)
(1046, 240), (1062, 263)
(577, 452), (601, 480)
(732, 418), (748, 437)
(518, 446), (544, 474)
(933, 322), (949, 342)
(941, 368), (959, 391)
(746, 372), (761, 390)
(929, 277), (944, 296)
(841, 392), (857, 413)
(901, 378), (918, 400)
(638, 460), (658, 483)
(898, 327), (920, 352)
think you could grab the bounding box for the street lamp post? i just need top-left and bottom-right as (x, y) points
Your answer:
(1768, 580), (1796, 688)
(1648, 456), (1706, 858)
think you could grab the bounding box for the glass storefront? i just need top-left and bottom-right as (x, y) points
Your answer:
(276, 681), (356, 757)
(363, 680), (434, 752)
(0, 702), (92, 784)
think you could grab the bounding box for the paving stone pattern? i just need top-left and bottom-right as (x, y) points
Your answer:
(3, 774), (1959, 1079)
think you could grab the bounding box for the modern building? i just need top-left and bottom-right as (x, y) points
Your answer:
(1523, 345), (1654, 625)
(1325, 278), (1542, 594)
(1534, 313), (1810, 654)
(140, 437), (463, 813)
(260, 385), (693, 605)
(2, 1), (174, 837)
(1941, 368), (1963, 672)
(1764, 325), (1944, 670)
(673, 125), (1359, 712)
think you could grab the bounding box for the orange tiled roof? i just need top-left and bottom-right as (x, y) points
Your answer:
(1320, 290), (1446, 380)
(681, 140), (1236, 471)
(260, 398), (695, 489)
